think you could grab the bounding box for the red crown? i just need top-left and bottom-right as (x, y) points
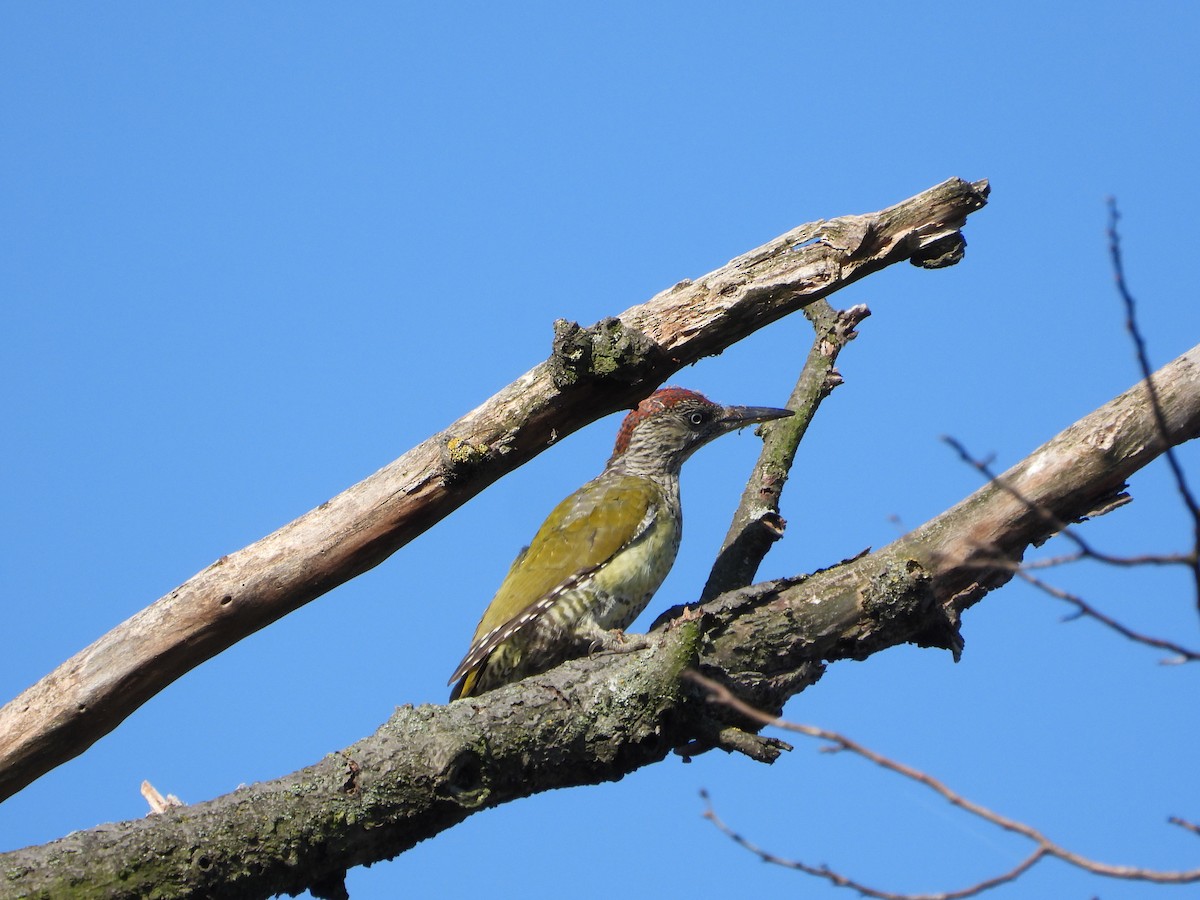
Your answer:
(611, 387), (713, 456)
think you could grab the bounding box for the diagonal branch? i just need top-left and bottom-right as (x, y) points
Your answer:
(4, 338), (1198, 900)
(698, 300), (869, 602)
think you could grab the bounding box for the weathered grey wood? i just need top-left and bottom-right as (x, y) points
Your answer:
(0, 178), (990, 806)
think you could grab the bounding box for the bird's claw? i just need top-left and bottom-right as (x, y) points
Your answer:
(587, 629), (650, 657)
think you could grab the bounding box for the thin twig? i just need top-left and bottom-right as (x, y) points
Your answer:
(1107, 198), (1200, 609)
(701, 789), (1045, 900)
(1170, 816), (1200, 837)
(688, 672), (1200, 898)
(1018, 550), (1194, 570)
(949, 546), (1199, 662)
(1014, 569), (1200, 663)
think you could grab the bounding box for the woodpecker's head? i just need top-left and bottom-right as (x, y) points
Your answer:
(608, 387), (792, 476)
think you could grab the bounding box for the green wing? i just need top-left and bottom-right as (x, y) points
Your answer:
(450, 474), (661, 690)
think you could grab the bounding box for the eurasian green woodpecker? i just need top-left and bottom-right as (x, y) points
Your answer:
(449, 387), (792, 700)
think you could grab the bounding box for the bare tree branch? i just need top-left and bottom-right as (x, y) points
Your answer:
(0, 178), (992, 806)
(1171, 817), (1200, 838)
(1014, 550), (1193, 569)
(699, 300), (869, 602)
(937, 211), (1200, 667)
(1016, 568), (1200, 663)
(701, 791), (1045, 900)
(1108, 199), (1200, 613)
(690, 672), (1200, 899)
(3, 338), (1199, 900)
(1107, 199), (1200, 553)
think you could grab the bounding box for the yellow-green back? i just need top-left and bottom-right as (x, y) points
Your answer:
(467, 473), (661, 644)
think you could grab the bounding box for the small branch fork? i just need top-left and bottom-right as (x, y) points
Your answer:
(940, 202), (1199, 586)
(941, 437), (1200, 662)
(687, 672), (1200, 900)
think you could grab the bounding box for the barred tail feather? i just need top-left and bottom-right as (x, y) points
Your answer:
(447, 564), (603, 700)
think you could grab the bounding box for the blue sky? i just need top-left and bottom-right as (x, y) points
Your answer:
(3, 4), (1199, 898)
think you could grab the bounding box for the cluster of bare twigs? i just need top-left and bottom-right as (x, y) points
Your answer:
(691, 201), (1199, 898)
(690, 672), (1200, 900)
(938, 202), (1200, 664)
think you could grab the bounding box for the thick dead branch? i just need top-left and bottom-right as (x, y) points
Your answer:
(0, 177), (989, 805)
(4, 339), (1197, 900)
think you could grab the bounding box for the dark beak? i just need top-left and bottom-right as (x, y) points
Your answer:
(719, 405), (793, 431)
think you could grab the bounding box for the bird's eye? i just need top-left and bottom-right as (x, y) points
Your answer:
(689, 411), (706, 425)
